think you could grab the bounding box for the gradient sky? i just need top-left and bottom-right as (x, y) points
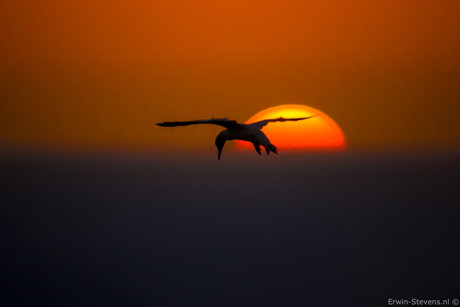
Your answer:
(1, 0), (459, 152)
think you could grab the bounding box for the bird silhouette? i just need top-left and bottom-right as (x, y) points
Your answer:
(156, 115), (318, 160)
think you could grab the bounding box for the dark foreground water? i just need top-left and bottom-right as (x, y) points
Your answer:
(1, 150), (459, 306)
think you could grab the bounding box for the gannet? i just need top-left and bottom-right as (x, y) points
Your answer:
(156, 115), (318, 160)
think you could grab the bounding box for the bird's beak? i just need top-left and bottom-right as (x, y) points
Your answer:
(217, 146), (223, 161)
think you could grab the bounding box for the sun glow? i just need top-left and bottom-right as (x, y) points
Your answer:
(236, 105), (346, 150)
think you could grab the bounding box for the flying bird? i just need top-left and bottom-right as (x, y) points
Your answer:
(156, 115), (318, 160)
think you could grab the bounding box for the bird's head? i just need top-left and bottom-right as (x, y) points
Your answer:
(215, 130), (228, 161)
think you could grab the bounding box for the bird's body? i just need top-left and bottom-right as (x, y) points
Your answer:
(156, 115), (318, 160)
(215, 123), (276, 156)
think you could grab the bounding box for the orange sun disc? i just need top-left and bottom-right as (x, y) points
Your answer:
(236, 105), (346, 150)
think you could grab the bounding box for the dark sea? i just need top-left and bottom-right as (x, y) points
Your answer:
(1, 149), (459, 306)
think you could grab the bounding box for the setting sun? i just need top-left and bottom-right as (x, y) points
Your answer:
(237, 105), (345, 150)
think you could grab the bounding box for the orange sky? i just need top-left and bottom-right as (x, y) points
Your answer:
(1, 1), (460, 152)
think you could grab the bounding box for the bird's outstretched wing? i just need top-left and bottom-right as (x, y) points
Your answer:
(156, 118), (238, 129)
(248, 115), (319, 130)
